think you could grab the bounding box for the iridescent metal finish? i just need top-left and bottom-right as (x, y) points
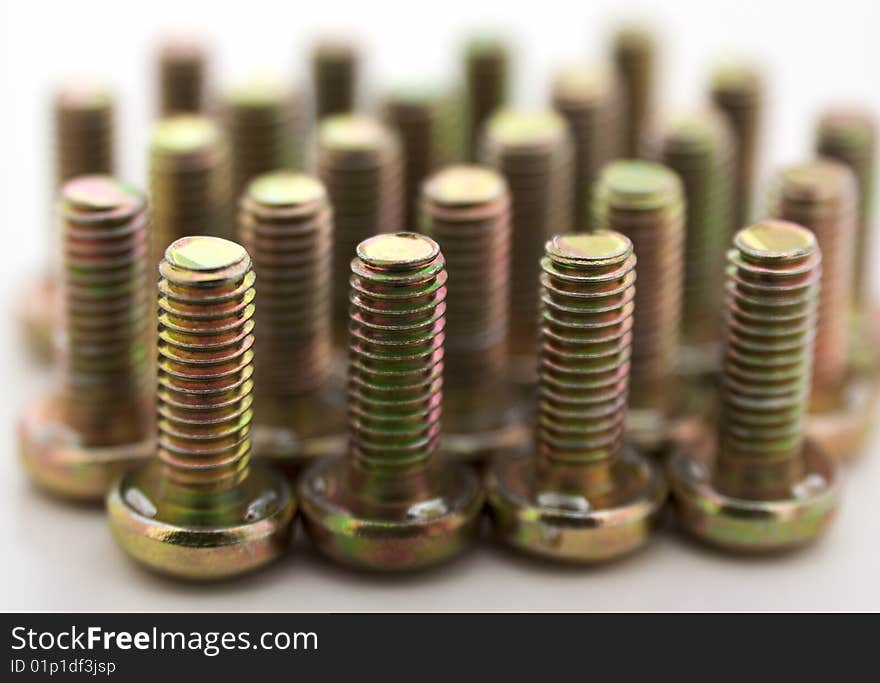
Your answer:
(488, 232), (666, 562)
(612, 26), (656, 158)
(552, 65), (622, 230)
(311, 39), (358, 121)
(19, 177), (152, 500)
(157, 37), (207, 116)
(463, 35), (510, 161)
(592, 161), (684, 451)
(239, 172), (345, 475)
(669, 221), (840, 551)
(108, 236), (295, 579)
(299, 233), (483, 571)
(420, 165), (528, 462)
(316, 115), (403, 346)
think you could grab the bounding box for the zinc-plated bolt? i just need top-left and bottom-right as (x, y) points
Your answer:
(157, 36), (208, 116)
(19, 177), (153, 500)
(653, 112), (735, 373)
(551, 65), (622, 231)
(223, 75), (307, 201)
(592, 160), (684, 451)
(768, 160), (874, 460)
(149, 115), (232, 267)
(299, 232), (483, 571)
(108, 236), (295, 579)
(487, 232), (667, 561)
(463, 35), (510, 162)
(311, 38), (359, 121)
(669, 221), (840, 551)
(239, 172), (346, 475)
(612, 25), (656, 158)
(480, 109), (573, 372)
(316, 115), (403, 346)
(420, 165), (528, 462)
(709, 63), (763, 230)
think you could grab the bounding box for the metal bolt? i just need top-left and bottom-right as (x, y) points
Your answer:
(612, 25), (656, 158)
(316, 114), (403, 346)
(19, 176), (153, 500)
(487, 232), (666, 561)
(551, 65), (622, 231)
(108, 236), (295, 579)
(149, 115), (232, 267)
(592, 160), (684, 451)
(480, 109), (573, 376)
(223, 75), (307, 201)
(157, 36), (207, 116)
(669, 220), (840, 551)
(299, 232), (483, 571)
(709, 62), (763, 230)
(239, 172), (345, 475)
(768, 160), (874, 460)
(420, 165), (528, 462)
(463, 34), (510, 162)
(311, 38), (358, 121)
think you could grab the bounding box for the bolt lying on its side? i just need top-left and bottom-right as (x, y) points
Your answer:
(19, 176), (152, 500)
(299, 233), (483, 571)
(108, 236), (295, 579)
(669, 221), (840, 552)
(487, 232), (667, 562)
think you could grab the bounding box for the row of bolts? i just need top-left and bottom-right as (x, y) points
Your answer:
(18, 30), (878, 576)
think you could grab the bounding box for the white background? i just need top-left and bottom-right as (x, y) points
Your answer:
(1, 0), (878, 610)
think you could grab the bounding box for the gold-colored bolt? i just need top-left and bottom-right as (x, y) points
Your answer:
(669, 221), (840, 551)
(157, 36), (208, 116)
(612, 25), (657, 158)
(487, 232), (667, 561)
(316, 114), (403, 346)
(108, 236), (295, 579)
(299, 232), (483, 571)
(19, 177), (153, 500)
(420, 165), (528, 462)
(551, 65), (622, 231)
(239, 172), (345, 475)
(463, 34), (510, 162)
(592, 160), (684, 451)
(149, 115), (232, 267)
(311, 38), (359, 121)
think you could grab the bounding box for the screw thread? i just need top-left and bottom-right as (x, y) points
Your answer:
(239, 172), (333, 403)
(55, 82), (115, 187)
(464, 36), (509, 161)
(59, 176), (151, 446)
(156, 236), (255, 491)
(717, 221), (820, 495)
(538, 232), (635, 466)
(149, 115), (232, 267)
(158, 38), (206, 115)
(592, 160), (684, 416)
(815, 110), (876, 307)
(768, 161), (857, 400)
(312, 40), (358, 120)
(348, 233), (446, 473)
(612, 26), (656, 158)
(552, 66), (622, 230)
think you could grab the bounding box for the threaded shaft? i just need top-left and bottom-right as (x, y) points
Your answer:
(768, 161), (856, 401)
(54, 81), (115, 187)
(815, 110), (876, 307)
(223, 76), (306, 201)
(654, 112), (735, 346)
(157, 37), (207, 116)
(157, 236), (255, 491)
(149, 115), (232, 267)
(348, 233), (446, 474)
(420, 166), (510, 429)
(464, 35), (509, 161)
(312, 40), (358, 120)
(552, 66), (622, 230)
(59, 176), (151, 446)
(317, 115), (403, 345)
(538, 232), (635, 467)
(612, 26), (656, 158)
(239, 172), (333, 409)
(592, 160), (683, 416)
(717, 221), (820, 498)
(480, 109), (573, 356)
(710, 63), (763, 230)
